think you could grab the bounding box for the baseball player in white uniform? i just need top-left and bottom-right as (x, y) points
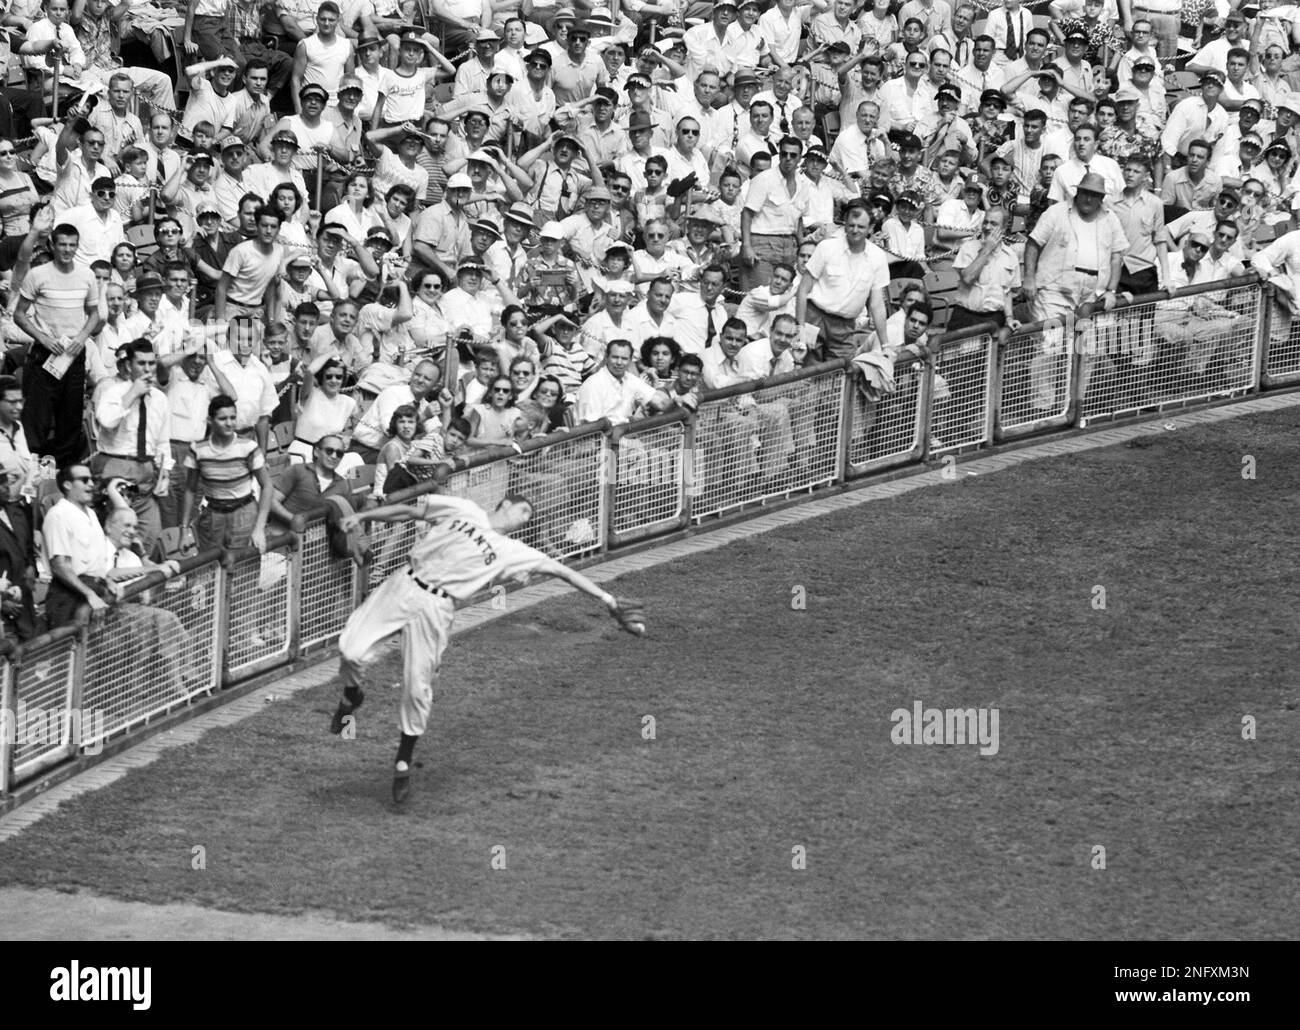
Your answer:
(332, 490), (646, 804)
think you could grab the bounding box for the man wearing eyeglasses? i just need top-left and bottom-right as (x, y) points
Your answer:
(62, 174), (126, 271)
(876, 47), (934, 138)
(50, 119), (113, 217)
(42, 462), (114, 628)
(1153, 231), (1245, 383)
(1166, 188), (1246, 262)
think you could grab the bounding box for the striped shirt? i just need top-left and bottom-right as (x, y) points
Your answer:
(415, 148), (449, 206)
(184, 436), (265, 501)
(19, 261), (97, 344)
(541, 338), (597, 394)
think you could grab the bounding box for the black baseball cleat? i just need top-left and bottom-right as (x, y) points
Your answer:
(329, 689), (365, 735)
(391, 765), (412, 805)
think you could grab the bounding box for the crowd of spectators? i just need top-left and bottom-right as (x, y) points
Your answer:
(0, 0), (1295, 647)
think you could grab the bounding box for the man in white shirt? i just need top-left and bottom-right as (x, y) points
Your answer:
(92, 340), (171, 554)
(669, 264), (730, 356)
(42, 461), (111, 629)
(63, 175), (126, 270)
(741, 135), (809, 290)
(1162, 72), (1230, 171)
(876, 48), (935, 136)
(829, 99), (889, 178)
(1049, 123), (1125, 204)
(575, 339), (670, 425)
(795, 201), (890, 360)
(736, 262), (799, 338)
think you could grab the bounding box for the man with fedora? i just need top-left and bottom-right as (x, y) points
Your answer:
(487, 202), (535, 291)
(616, 109), (670, 194)
(1022, 171), (1128, 409)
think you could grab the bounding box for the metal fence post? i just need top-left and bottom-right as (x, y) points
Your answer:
(1255, 280), (1273, 390)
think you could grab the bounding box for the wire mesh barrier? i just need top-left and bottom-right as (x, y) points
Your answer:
(996, 319), (1076, 439)
(433, 426), (611, 561)
(3, 272), (1297, 794)
(1079, 278), (1263, 424)
(608, 415), (689, 545)
(929, 330), (997, 455)
(298, 522), (358, 651)
(366, 518), (424, 593)
(1260, 288), (1300, 386)
(81, 563), (221, 751)
(6, 630), (81, 784)
(692, 365), (847, 520)
(223, 538), (295, 682)
(845, 351), (928, 475)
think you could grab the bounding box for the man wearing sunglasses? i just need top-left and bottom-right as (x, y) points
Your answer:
(62, 175), (126, 271)
(51, 120), (113, 217)
(42, 462), (114, 629)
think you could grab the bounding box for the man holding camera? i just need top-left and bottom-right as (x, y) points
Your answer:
(92, 339), (172, 557)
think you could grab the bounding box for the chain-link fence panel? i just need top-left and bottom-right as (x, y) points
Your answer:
(1259, 288), (1300, 387)
(8, 629), (80, 785)
(81, 563), (221, 750)
(299, 521), (358, 651)
(996, 320), (1075, 439)
(366, 518), (423, 594)
(929, 332), (996, 455)
(609, 416), (689, 546)
(224, 541), (294, 681)
(440, 431), (608, 562)
(1078, 281), (1262, 424)
(846, 353), (927, 476)
(692, 366), (846, 520)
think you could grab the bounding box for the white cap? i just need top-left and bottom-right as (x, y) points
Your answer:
(539, 220), (565, 239)
(446, 172), (473, 190)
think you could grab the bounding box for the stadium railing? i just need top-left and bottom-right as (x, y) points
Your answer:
(0, 273), (1288, 796)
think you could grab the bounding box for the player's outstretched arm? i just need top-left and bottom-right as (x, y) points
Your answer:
(540, 560), (647, 636)
(540, 559), (617, 611)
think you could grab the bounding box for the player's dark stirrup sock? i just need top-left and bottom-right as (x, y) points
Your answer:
(343, 685), (363, 707)
(396, 733), (418, 766)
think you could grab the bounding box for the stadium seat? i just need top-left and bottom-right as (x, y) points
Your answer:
(126, 224), (155, 248)
(269, 421), (295, 453)
(347, 464), (377, 493)
(822, 110), (841, 146)
(158, 527), (185, 558)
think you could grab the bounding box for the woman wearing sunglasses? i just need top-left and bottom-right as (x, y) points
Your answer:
(467, 375), (527, 449)
(530, 374), (575, 432)
(494, 304), (541, 376)
(288, 357), (359, 464)
(0, 140), (38, 266)
(409, 269), (450, 359)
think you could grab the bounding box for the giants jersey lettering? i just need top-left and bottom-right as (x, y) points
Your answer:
(407, 495), (550, 600)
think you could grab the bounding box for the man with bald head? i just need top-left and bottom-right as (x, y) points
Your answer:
(347, 360), (442, 463)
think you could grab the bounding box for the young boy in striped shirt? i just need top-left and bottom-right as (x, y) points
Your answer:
(179, 393), (272, 554)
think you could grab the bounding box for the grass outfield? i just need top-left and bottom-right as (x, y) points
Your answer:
(2, 409), (1298, 940)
